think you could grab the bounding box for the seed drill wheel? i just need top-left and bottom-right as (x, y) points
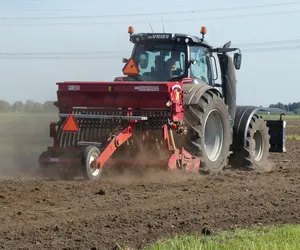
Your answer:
(182, 88), (232, 174)
(230, 114), (271, 172)
(83, 146), (103, 181)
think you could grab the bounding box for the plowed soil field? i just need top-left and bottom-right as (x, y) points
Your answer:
(0, 114), (299, 250)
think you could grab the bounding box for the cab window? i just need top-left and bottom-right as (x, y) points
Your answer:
(190, 46), (212, 84)
(133, 43), (187, 81)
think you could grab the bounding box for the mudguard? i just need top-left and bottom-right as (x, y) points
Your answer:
(183, 83), (222, 105)
(231, 105), (286, 153)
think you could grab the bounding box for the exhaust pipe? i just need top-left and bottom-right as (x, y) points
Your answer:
(225, 56), (237, 121)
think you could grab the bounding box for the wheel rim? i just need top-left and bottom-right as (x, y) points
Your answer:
(204, 109), (224, 162)
(88, 152), (100, 176)
(252, 130), (264, 161)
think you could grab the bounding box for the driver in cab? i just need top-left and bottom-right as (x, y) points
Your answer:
(165, 50), (181, 78)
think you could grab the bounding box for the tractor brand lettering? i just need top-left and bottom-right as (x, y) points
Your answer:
(68, 85), (80, 91)
(134, 86), (159, 92)
(148, 34), (170, 39)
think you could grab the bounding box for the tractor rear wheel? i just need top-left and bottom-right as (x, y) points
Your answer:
(182, 89), (232, 174)
(230, 114), (271, 171)
(82, 146), (103, 181)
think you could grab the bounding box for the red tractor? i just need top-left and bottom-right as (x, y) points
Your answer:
(38, 26), (286, 180)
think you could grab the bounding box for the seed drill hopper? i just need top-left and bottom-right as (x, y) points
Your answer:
(38, 26), (286, 180)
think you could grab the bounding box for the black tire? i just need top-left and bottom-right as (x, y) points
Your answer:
(82, 146), (103, 181)
(230, 114), (271, 171)
(182, 89), (232, 174)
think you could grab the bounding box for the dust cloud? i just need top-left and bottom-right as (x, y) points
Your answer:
(0, 113), (55, 181)
(0, 113), (277, 183)
(101, 133), (195, 185)
(0, 114), (196, 183)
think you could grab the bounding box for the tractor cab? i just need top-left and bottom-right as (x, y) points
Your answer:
(118, 26), (242, 90)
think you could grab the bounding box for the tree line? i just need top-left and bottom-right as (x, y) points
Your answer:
(0, 100), (57, 113)
(269, 102), (300, 114)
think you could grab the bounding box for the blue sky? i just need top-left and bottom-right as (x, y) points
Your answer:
(0, 0), (299, 107)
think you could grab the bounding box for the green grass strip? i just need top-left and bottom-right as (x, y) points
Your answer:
(286, 134), (300, 141)
(142, 225), (300, 250)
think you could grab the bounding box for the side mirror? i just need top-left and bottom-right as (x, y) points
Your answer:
(122, 58), (128, 63)
(233, 53), (242, 70)
(139, 52), (149, 69)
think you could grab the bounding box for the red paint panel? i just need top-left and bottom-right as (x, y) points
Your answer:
(56, 81), (172, 93)
(57, 89), (171, 110)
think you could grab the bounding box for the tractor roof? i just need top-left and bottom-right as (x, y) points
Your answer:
(129, 32), (211, 48)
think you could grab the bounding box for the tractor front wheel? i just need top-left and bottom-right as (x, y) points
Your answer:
(182, 89), (232, 174)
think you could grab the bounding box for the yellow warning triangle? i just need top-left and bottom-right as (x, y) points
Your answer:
(122, 58), (140, 76)
(62, 115), (79, 132)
